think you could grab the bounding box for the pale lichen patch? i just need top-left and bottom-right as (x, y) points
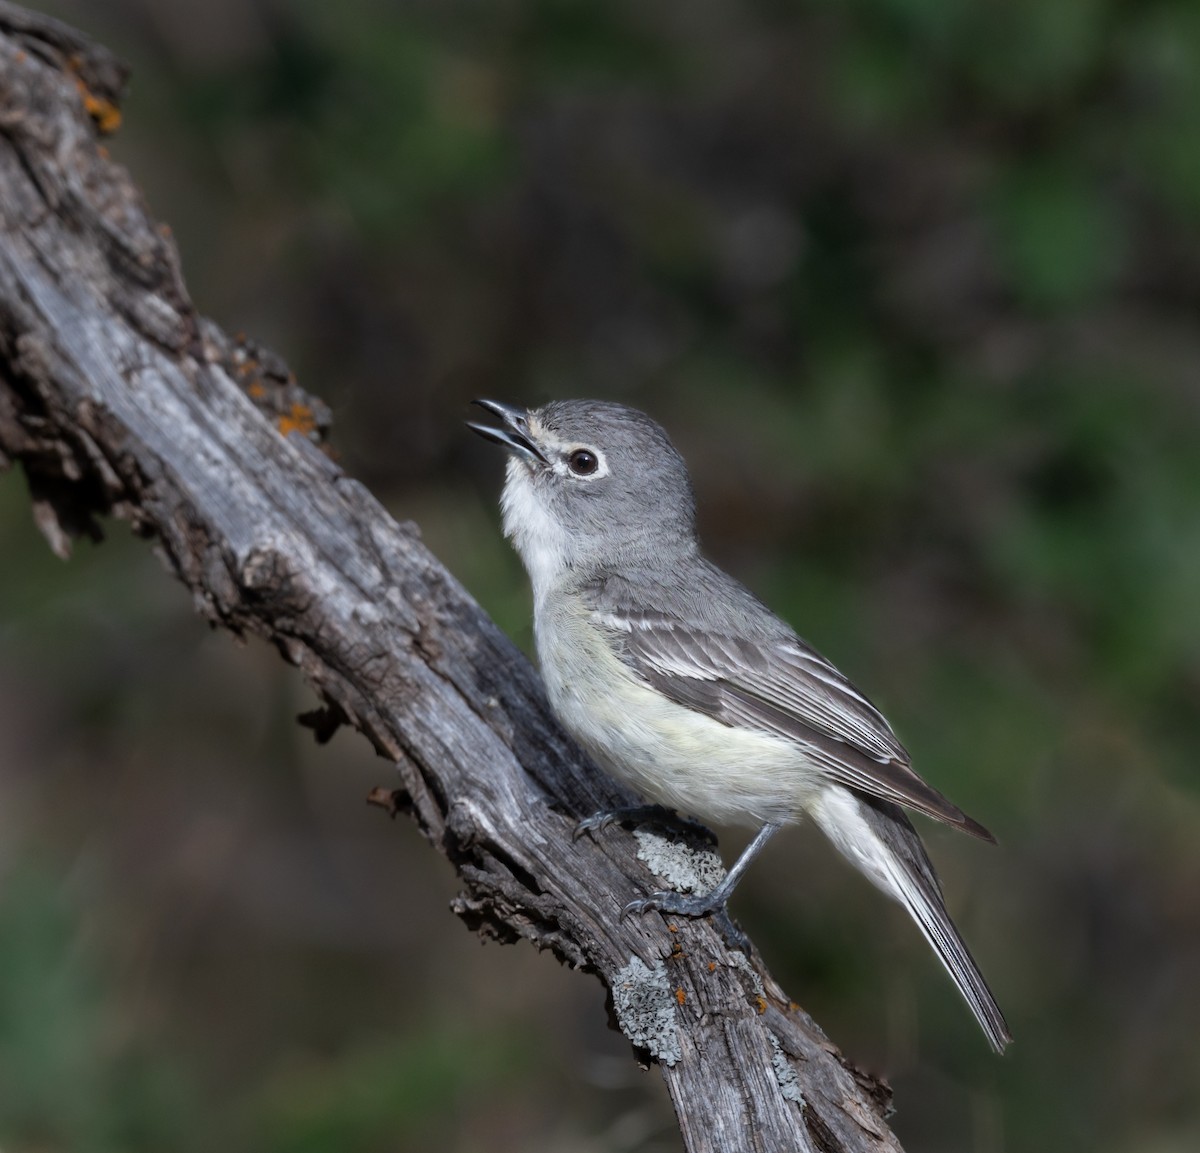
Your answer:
(633, 828), (725, 895)
(769, 1032), (805, 1105)
(612, 955), (682, 1066)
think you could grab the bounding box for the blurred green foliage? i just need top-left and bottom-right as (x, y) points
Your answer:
(0, 869), (200, 1152)
(0, 865), (537, 1153)
(4, 0), (1200, 1150)
(255, 1028), (528, 1153)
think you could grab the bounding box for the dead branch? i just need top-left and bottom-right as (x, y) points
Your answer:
(0, 5), (901, 1149)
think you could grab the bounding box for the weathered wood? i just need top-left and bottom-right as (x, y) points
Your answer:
(0, 5), (902, 1149)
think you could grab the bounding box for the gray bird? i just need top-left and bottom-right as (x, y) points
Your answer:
(469, 398), (1011, 1052)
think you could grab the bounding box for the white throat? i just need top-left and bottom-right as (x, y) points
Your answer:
(500, 457), (570, 606)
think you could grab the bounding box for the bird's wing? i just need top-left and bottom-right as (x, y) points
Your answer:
(594, 604), (995, 842)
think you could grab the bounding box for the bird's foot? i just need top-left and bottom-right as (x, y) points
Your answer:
(573, 803), (716, 844)
(621, 889), (750, 952)
(621, 888), (728, 919)
(713, 910), (751, 953)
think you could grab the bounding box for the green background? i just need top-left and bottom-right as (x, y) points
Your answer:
(3, 1), (1199, 1149)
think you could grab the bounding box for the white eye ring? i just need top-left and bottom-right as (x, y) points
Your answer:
(554, 445), (609, 480)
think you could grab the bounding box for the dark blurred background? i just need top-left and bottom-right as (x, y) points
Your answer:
(3, 1), (1199, 1149)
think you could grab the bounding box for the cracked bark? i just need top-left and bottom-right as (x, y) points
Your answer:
(0, 4), (903, 1150)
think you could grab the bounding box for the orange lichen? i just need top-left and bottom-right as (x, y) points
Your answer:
(755, 996), (767, 1015)
(74, 77), (122, 134)
(247, 381), (267, 399)
(278, 402), (318, 438)
(707, 962), (717, 972)
(675, 987), (687, 1006)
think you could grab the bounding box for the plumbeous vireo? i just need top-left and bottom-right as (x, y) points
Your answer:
(469, 398), (1011, 1053)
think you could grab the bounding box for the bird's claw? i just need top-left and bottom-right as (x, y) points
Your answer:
(573, 803), (717, 845)
(619, 894), (660, 919)
(621, 889), (727, 920)
(573, 810), (620, 841)
(621, 890), (749, 952)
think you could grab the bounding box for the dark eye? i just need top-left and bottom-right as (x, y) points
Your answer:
(568, 449), (599, 476)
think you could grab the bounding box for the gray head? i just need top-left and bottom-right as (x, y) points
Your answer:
(469, 399), (698, 589)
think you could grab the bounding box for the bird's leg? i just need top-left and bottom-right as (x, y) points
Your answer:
(574, 802), (717, 844)
(623, 822), (782, 919)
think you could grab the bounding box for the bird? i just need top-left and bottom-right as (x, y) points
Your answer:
(469, 397), (1011, 1052)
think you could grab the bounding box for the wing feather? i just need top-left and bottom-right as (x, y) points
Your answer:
(595, 606), (994, 842)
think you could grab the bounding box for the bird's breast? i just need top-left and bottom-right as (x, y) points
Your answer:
(534, 598), (821, 826)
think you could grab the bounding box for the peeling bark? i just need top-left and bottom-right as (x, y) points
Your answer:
(0, 5), (902, 1149)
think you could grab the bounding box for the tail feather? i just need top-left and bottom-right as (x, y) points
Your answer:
(889, 849), (1012, 1053)
(810, 788), (1012, 1053)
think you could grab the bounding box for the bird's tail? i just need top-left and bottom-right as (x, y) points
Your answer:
(810, 788), (1012, 1054)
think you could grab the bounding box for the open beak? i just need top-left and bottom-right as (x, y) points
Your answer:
(467, 399), (549, 466)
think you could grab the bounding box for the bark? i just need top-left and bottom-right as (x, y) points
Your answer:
(0, 5), (902, 1149)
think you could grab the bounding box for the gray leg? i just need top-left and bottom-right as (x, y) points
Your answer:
(623, 822), (782, 919)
